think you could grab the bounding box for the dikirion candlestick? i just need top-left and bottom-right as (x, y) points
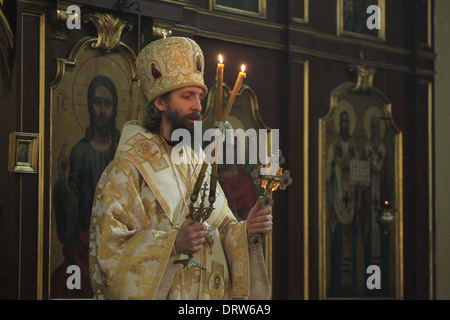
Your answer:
(209, 62), (247, 200)
(191, 62), (248, 202)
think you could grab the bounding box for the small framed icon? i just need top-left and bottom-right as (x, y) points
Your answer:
(8, 132), (39, 173)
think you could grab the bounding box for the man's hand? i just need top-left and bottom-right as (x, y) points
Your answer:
(174, 218), (206, 256)
(246, 202), (273, 236)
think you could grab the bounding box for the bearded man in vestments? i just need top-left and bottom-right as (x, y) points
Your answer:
(362, 115), (387, 278)
(89, 37), (272, 300)
(326, 109), (364, 296)
(51, 75), (121, 298)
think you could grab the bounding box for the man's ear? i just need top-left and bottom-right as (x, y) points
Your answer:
(153, 97), (166, 112)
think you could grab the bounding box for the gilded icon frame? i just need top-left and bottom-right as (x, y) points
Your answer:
(337, 0), (386, 41)
(292, 0), (309, 24)
(48, 13), (145, 298)
(318, 81), (403, 299)
(210, 0), (266, 19)
(8, 132), (39, 174)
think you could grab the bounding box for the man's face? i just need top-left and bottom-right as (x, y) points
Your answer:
(339, 111), (350, 140)
(370, 116), (380, 140)
(93, 85), (113, 137)
(214, 276), (220, 288)
(162, 86), (204, 134)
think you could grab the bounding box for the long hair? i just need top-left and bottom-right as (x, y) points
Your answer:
(85, 75), (120, 143)
(142, 92), (170, 134)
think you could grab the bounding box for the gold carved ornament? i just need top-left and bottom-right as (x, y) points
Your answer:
(347, 64), (376, 93)
(83, 12), (133, 54)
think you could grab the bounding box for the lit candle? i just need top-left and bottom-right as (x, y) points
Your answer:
(383, 200), (391, 209)
(209, 136), (219, 200)
(209, 161), (218, 200)
(221, 64), (246, 121)
(192, 161), (209, 200)
(208, 55), (224, 201)
(209, 137), (219, 200)
(215, 55), (224, 122)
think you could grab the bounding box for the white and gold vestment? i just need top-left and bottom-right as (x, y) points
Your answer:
(89, 121), (270, 300)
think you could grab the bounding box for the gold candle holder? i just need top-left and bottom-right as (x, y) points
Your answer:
(174, 182), (214, 270)
(176, 58), (248, 268)
(376, 201), (396, 234)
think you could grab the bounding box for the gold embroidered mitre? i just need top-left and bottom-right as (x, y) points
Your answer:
(136, 36), (208, 103)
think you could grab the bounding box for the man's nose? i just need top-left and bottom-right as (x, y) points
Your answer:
(192, 97), (202, 112)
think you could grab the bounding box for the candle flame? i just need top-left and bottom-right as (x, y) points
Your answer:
(384, 200), (389, 206)
(241, 64), (246, 73)
(261, 167), (283, 191)
(272, 167), (283, 191)
(219, 54), (223, 64)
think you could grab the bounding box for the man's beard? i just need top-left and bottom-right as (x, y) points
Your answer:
(340, 128), (350, 141)
(371, 135), (380, 147)
(166, 108), (201, 136)
(95, 114), (113, 138)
